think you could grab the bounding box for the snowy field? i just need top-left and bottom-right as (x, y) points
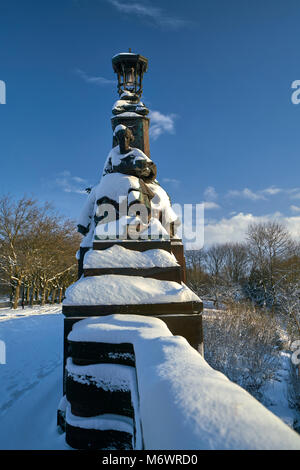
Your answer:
(0, 305), (69, 449)
(0, 304), (299, 450)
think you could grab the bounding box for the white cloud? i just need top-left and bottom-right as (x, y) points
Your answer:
(204, 201), (220, 210)
(290, 205), (300, 213)
(284, 216), (300, 238)
(72, 176), (88, 184)
(204, 186), (218, 201)
(149, 110), (177, 140)
(106, 0), (190, 29)
(289, 191), (300, 200)
(162, 178), (180, 188)
(55, 171), (90, 194)
(261, 186), (282, 195)
(227, 188), (266, 201)
(76, 68), (116, 86)
(204, 212), (256, 246)
(227, 185), (300, 202)
(203, 212), (300, 246)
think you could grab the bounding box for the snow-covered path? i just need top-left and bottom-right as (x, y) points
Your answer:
(0, 306), (69, 449)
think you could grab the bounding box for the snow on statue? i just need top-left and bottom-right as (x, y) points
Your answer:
(77, 124), (179, 248)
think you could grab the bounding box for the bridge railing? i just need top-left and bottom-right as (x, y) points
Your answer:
(59, 314), (300, 450)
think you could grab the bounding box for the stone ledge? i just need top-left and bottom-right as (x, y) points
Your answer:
(62, 300), (203, 317)
(83, 265), (182, 283)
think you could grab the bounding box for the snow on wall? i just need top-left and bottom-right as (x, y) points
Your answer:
(83, 245), (179, 269)
(68, 315), (300, 450)
(66, 407), (134, 435)
(62, 275), (200, 306)
(65, 357), (143, 449)
(68, 314), (173, 344)
(66, 359), (134, 392)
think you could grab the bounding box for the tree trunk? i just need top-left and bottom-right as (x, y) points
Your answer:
(40, 286), (46, 306)
(26, 285), (30, 304)
(45, 288), (50, 304)
(21, 283), (25, 309)
(29, 287), (35, 306)
(51, 288), (57, 304)
(13, 281), (21, 309)
(58, 287), (63, 304)
(10, 285), (14, 308)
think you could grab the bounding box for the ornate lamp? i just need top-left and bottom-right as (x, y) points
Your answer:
(112, 50), (148, 98)
(111, 50), (150, 157)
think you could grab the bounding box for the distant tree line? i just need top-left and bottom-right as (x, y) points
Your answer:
(0, 195), (81, 309)
(186, 221), (300, 338)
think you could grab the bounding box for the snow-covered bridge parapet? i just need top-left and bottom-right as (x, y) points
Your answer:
(60, 314), (300, 450)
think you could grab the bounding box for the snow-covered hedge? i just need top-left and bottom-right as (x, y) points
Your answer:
(68, 315), (300, 450)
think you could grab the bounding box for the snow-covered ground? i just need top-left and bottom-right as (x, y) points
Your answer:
(0, 304), (299, 449)
(0, 305), (69, 449)
(261, 351), (299, 430)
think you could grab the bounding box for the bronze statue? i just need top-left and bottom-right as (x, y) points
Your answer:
(77, 51), (179, 258)
(103, 125), (157, 183)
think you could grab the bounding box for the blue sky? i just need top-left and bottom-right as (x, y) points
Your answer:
(1, 0), (300, 246)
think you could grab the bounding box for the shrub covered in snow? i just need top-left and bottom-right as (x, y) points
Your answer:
(203, 302), (282, 398)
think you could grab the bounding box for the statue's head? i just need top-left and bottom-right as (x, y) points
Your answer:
(114, 125), (134, 154)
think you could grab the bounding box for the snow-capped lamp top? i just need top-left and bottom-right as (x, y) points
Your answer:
(112, 50), (148, 98)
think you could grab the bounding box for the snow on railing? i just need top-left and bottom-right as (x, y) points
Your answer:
(64, 314), (300, 450)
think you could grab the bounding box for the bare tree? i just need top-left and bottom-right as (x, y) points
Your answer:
(204, 244), (227, 278)
(0, 195), (40, 308)
(201, 244), (228, 307)
(222, 242), (249, 285)
(187, 243), (249, 307)
(0, 195), (80, 308)
(185, 250), (205, 271)
(246, 221), (293, 309)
